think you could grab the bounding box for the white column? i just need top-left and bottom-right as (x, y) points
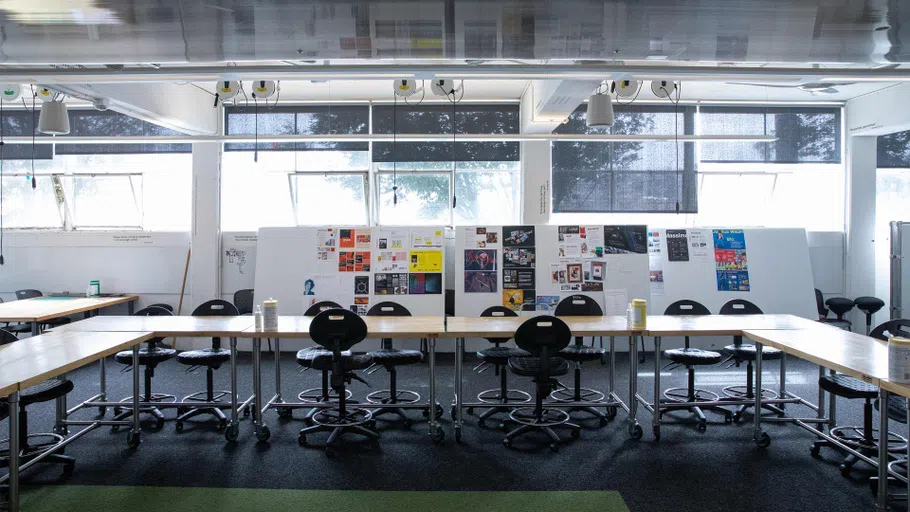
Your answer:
(521, 140), (551, 224)
(189, 142), (223, 323)
(845, 134), (877, 327)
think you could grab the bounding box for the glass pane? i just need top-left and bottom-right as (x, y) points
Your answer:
(141, 155), (192, 231)
(697, 173), (775, 227)
(221, 151), (297, 231)
(377, 172), (449, 226)
(72, 175), (141, 227)
(292, 174), (367, 226)
(453, 171), (521, 225)
(0, 176), (61, 228)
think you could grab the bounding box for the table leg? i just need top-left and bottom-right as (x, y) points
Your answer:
(609, 336), (615, 399)
(128, 301), (135, 315)
(274, 337), (282, 405)
(653, 336), (661, 433)
(778, 353), (786, 411)
(753, 342), (769, 447)
(828, 369), (837, 431)
(454, 337), (464, 442)
(816, 365), (826, 436)
(877, 389), (890, 511)
(227, 336), (239, 441)
(30, 323), (37, 337)
(628, 335), (641, 439)
(99, 356), (107, 403)
(54, 373), (67, 436)
(906, 397), (909, 510)
(427, 337), (441, 442)
(130, 343), (141, 445)
(8, 391), (19, 512)
(252, 337), (265, 439)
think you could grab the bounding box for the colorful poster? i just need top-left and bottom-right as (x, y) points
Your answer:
(339, 229), (355, 249)
(648, 231), (665, 295)
(376, 251), (409, 273)
(567, 263), (583, 283)
(503, 247), (535, 268)
(464, 249), (497, 271)
(409, 273), (442, 295)
(412, 229), (444, 248)
(713, 229), (750, 292)
(354, 276), (369, 295)
(603, 225), (649, 254)
(464, 271), (498, 293)
(464, 226), (500, 248)
(374, 273), (408, 295)
(502, 226), (535, 247)
(410, 250), (443, 272)
(666, 229), (690, 262)
(581, 226), (605, 259)
(503, 289), (532, 312)
(337, 251), (371, 272)
(503, 269), (535, 290)
(316, 228), (337, 262)
(354, 229), (372, 249)
(535, 295), (560, 312)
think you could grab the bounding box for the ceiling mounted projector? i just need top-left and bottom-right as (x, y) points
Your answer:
(430, 79), (462, 97)
(38, 99), (70, 135)
(586, 92), (614, 127)
(614, 80), (641, 98)
(250, 80), (277, 99)
(393, 79), (421, 97)
(0, 84), (21, 102)
(214, 80), (241, 102)
(35, 87), (57, 102)
(651, 80), (677, 98)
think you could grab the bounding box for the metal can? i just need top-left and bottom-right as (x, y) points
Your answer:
(889, 336), (910, 383)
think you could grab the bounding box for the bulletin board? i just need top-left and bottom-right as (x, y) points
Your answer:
(253, 226), (446, 317)
(454, 225), (651, 318)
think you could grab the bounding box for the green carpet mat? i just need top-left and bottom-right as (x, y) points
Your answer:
(21, 486), (628, 512)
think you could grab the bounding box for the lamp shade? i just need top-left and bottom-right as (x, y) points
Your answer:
(38, 100), (70, 135)
(586, 93), (614, 127)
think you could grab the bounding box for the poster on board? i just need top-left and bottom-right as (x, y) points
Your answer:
(502, 226), (536, 310)
(713, 229), (751, 292)
(689, 229), (712, 262)
(648, 231), (665, 295)
(464, 226), (500, 248)
(666, 229), (690, 262)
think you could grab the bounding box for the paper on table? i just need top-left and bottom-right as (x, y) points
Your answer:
(603, 288), (629, 316)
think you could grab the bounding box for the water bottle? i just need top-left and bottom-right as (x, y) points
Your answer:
(253, 305), (263, 331)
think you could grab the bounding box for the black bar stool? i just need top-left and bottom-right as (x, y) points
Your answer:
(470, 306), (531, 427)
(854, 296), (885, 336)
(298, 301), (350, 423)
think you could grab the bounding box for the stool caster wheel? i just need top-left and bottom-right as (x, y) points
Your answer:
(503, 438), (512, 448)
(653, 425), (661, 441)
(810, 445), (821, 457)
(175, 421), (184, 433)
(218, 418), (228, 430)
(599, 416), (609, 427)
(176, 407), (187, 416)
(127, 431), (141, 448)
(724, 413), (734, 424)
(697, 421), (707, 433)
(840, 463), (853, 477)
(450, 405), (457, 421)
(53, 425), (68, 436)
(256, 425), (271, 442)
(111, 424), (121, 433)
(430, 426), (445, 444)
(277, 407), (293, 419)
(550, 443), (559, 453)
(423, 404), (443, 420)
(113, 407), (122, 416)
(498, 422), (508, 432)
(243, 407), (251, 417)
(754, 431), (771, 448)
(605, 408), (617, 421)
(403, 419), (413, 430)
(466, 407), (474, 416)
(571, 427), (580, 440)
(155, 416), (165, 430)
(97, 406), (106, 417)
(478, 418), (486, 427)
(298, 433), (307, 446)
(63, 461), (75, 477)
(224, 424), (239, 443)
(630, 423), (643, 440)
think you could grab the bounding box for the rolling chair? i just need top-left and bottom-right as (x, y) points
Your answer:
(110, 305), (176, 430)
(0, 329), (76, 476)
(298, 309), (379, 455)
(811, 319), (910, 476)
(552, 295), (611, 425)
(174, 299), (239, 432)
(502, 316), (580, 452)
(470, 306), (531, 427)
(298, 301), (351, 422)
(854, 297), (886, 336)
(365, 302), (425, 428)
(659, 299), (732, 432)
(718, 299), (784, 422)
(8, 290), (72, 334)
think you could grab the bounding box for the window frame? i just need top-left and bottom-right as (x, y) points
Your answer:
(286, 170), (371, 227)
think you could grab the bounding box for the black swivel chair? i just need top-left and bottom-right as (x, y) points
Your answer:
(365, 302), (425, 428)
(552, 295), (611, 425)
(0, 329), (76, 475)
(174, 299), (240, 432)
(110, 306), (176, 430)
(812, 319), (910, 476)
(854, 296), (886, 336)
(502, 316), (580, 451)
(8, 290), (72, 334)
(659, 300), (732, 431)
(470, 306), (531, 427)
(823, 296), (855, 331)
(298, 309), (379, 455)
(298, 301), (351, 422)
(718, 299), (784, 422)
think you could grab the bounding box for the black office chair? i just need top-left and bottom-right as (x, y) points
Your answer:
(365, 302), (425, 428)
(8, 289), (72, 334)
(718, 299), (784, 423)
(502, 316), (580, 452)
(825, 296), (855, 331)
(659, 300), (731, 431)
(298, 301), (350, 422)
(854, 297), (886, 336)
(110, 306), (176, 430)
(552, 295), (611, 425)
(470, 306), (531, 427)
(0, 329), (76, 475)
(811, 319), (910, 476)
(298, 309), (379, 455)
(174, 300), (239, 432)
(148, 303), (174, 313)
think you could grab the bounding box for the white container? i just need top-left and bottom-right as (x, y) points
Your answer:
(263, 299), (279, 331)
(889, 336), (910, 383)
(626, 304), (633, 329)
(253, 305), (263, 331)
(631, 299), (647, 330)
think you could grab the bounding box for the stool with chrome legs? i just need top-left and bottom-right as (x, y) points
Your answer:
(298, 309), (379, 455)
(469, 306), (531, 427)
(502, 316), (580, 452)
(297, 301), (348, 423)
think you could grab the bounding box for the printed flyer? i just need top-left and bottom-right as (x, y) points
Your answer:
(713, 229), (750, 292)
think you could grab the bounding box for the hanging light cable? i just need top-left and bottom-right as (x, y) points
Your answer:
(30, 89), (35, 189)
(450, 89), (457, 209)
(253, 94), (259, 163)
(1, 97), (4, 265)
(392, 92), (398, 205)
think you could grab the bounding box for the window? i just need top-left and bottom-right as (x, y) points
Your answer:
(875, 130), (910, 311)
(377, 170), (451, 226)
(0, 175), (62, 229)
(70, 174), (142, 228)
(290, 173), (368, 226)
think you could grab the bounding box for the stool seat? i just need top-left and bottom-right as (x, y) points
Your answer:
(304, 353), (373, 372)
(114, 347), (177, 366)
(876, 395), (909, 425)
(477, 346), (531, 364)
(176, 348), (231, 367)
(368, 348), (422, 366)
(819, 374), (878, 400)
(559, 344), (605, 362)
(854, 296), (885, 316)
(18, 379), (74, 406)
(723, 344), (783, 361)
(825, 297), (855, 318)
(665, 347), (723, 366)
(296, 347), (351, 367)
(508, 356), (569, 377)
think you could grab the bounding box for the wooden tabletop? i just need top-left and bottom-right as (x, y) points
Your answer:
(0, 295), (139, 323)
(444, 315), (636, 338)
(878, 380), (910, 400)
(244, 316), (445, 339)
(50, 315), (254, 337)
(744, 328), (888, 384)
(646, 314), (826, 337)
(0, 330), (154, 391)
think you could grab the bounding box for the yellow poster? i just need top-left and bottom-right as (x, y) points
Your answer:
(409, 250), (443, 272)
(502, 290), (524, 311)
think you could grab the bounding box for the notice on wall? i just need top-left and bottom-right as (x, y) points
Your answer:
(376, 229), (407, 250)
(464, 248), (497, 294)
(688, 228), (712, 262)
(464, 226), (500, 248)
(603, 288), (629, 316)
(410, 250), (443, 272)
(412, 229), (444, 249)
(338, 251), (371, 272)
(502, 226), (536, 309)
(304, 274), (353, 312)
(648, 231), (665, 295)
(666, 229), (690, 262)
(603, 225), (648, 254)
(376, 251), (409, 273)
(375, 273), (409, 295)
(316, 228), (338, 262)
(409, 273), (442, 294)
(713, 229), (751, 292)
(535, 295), (561, 313)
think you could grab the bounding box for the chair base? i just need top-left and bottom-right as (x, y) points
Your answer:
(366, 389), (420, 405)
(297, 387), (352, 404)
(664, 387), (719, 403)
(0, 433), (75, 474)
(477, 388), (532, 405)
(721, 385), (778, 400)
(298, 408), (379, 454)
(175, 391), (231, 431)
(812, 427), (908, 476)
(659, 387), (733, 430)
(501, 408), (580, 452)
(112, 393), (175, 430)
(550, 387), (605, 403)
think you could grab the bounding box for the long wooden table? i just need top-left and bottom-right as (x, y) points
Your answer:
(0, 295), (139, 336)
(0, 330), (153, 512)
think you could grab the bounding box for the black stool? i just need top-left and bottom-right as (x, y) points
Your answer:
(175, 300), (239, 432)
(660, 300), (732, 432)
(717, 299), (784, 423)
(111, 305), (176, 430)
(502, 316), (580, 452)
(365, 302), (425, 428)
(824, 297), (855, 331)
(551, 295), (611, 425)
(854, 297), (885, 336)
(297, 301), (349, 421)
(471, 306), (531, 427)
(298, 309), (379, 455)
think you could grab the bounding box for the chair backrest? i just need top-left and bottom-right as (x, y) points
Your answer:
(480, 305), (517, 344)
(0, 329), (17, 346)
(719, 299), (763, 315)
(367, 301), (412, 317)
(555, 295), (603, 317)
(134, 305), (173, 317)
(815, 289), (828, 318)
(513, 315), (572, 358)
(148, 303), (174, 313)
(233, 289), (255, 315)
(305, 300), (343, 316)
(15, 289), (42, 300)
(870, 319), (910, 341)
(664, 299), (711, 316)
(191, 299), (240, 317)
(309, 309), (368, 353)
